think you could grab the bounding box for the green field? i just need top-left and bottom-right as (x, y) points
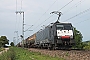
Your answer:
(0, 47), (65, 60)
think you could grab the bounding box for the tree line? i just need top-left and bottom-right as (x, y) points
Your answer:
(73, 27), (90, 50)
(0, 36), (9, 47)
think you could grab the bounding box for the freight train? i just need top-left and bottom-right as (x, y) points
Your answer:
(23, 20), (75, 50)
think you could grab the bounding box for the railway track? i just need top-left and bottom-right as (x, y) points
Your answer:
(28, 48), (90, 60)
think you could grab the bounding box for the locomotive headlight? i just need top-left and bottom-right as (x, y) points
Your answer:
(70, 35), (73, 39)
(58, 37), (60, 38)
(58, 36), (61, 39)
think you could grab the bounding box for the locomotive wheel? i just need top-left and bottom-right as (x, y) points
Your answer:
(40, 45), (43, 49)
(48, 44), (52, 50)
(52, 45), (56, 50)
(48, 47), (52, 50)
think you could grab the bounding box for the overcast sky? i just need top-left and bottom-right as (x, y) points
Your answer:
(0, 0), (90, 44)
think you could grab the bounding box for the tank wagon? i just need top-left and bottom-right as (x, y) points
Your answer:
(25, 21), (75, 49)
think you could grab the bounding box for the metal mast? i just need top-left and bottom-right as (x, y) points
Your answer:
(15, 11), (24, 47)
(14, 31), (18, 46)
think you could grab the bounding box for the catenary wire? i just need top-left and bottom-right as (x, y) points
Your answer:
(33, 0), (74, 30)
(21, 0), (23, 11)
(24, 0), (58, 33)
(32, 0), (58, 27)
(33, 15), (54, 30)
(63, 0), (84, 15)
(58, 0), (74, 11)
(63, 8), (90, 22)
(74, 18), (90, 25)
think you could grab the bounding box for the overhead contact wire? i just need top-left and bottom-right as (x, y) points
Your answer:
(74, 18), (90, 25)
(15, 0), (18, 31)
(63, 0), (83, 14)
(33, 15), (54, 30)
(33, 0), (74, 30)
(33, 0), (58, 29)
(58, 0), (74, 11)
(63, 8), (90, 22)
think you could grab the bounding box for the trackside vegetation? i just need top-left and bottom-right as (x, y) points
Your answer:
(0, 47), (15, 60)
(83, 41), (90, 50)
(0, 47), (65, 60)
(0, 48), (5, 52)
(0, 36), (9, 48)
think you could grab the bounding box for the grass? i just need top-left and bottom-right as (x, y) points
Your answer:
(0, 47), (65, 60)
(0, 47), (15, 60)
(0, 48), (5, 52)
(0, 48), (2, 52)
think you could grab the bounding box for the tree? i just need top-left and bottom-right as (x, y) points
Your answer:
(10, 42), (14, 46)
(0, 36), (9, 47)
(73, 27), (83, 49)
(83, 41), (90, 50)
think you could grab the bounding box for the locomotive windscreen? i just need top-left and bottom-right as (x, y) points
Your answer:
(56, 23), (72, 30)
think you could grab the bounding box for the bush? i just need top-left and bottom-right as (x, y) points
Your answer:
(83, 42), (90, 50)
(0, 47), (16, 60)
(0, 48), (5, 52)
(83, 46), (90, 50)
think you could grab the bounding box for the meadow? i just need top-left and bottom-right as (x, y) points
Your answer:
(0, 47), (64, 60)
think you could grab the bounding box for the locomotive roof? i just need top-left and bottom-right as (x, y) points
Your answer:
(54, 20), (72, 24)
(47, 21), (72, 27)
(56, 22), (72, 24)
(37, 21), (72, 33)
(55, 22), (72, 26)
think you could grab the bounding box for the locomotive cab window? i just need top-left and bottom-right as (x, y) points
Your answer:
(64, 25), (72, 30)
(56, 24), (72, 30)
(56, 25), (64, 30)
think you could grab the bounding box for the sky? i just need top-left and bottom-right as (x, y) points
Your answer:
(0, 0), (90, 45)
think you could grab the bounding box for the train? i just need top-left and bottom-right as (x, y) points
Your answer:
(20, 20), (75, 50)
